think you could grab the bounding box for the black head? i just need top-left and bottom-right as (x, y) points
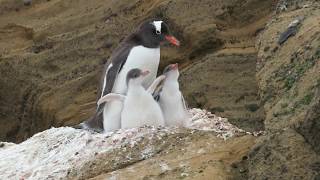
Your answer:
(133, 20), (180, 48)
(126, 68), (150, 85)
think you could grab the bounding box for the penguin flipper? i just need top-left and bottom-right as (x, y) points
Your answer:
(147, 75), (166, 94)
(73, 112), (104, 133)
(97, 93), (126, 105)
(97, 45), (132, 111)
(73, 122), (103, 133)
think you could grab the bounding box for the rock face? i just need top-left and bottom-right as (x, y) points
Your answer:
(247, 129), (319, 179)
(180, 54), (264, 132)
(240, 1), (320, 179)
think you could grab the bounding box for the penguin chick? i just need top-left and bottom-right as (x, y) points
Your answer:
(97, 75), (166, 106)
(158, 63), (190, 126)
(97, 69), (165, 129)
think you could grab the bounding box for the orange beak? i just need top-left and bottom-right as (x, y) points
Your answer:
(165, 35), (180, 46)
(170, 63), (178, 70)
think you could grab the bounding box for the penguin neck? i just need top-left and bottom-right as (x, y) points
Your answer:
(127, 82), (146, 96)
(128, 33), (160, 48)
(163, 78), (179, 92)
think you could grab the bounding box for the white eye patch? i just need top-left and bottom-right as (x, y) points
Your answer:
(152, 21), (163, 34)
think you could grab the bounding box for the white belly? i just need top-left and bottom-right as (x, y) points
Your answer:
(159, 83), (189, 127)
(113, 46), (160, 94)
(121, 88), (164, 129)
(103, 46), (160, 132)
(103, 100), (122, 132)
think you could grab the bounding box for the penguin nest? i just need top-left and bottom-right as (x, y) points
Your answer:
(105, 108), (252, 140)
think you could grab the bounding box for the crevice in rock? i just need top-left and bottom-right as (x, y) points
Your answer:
(180, 52), (265, 132)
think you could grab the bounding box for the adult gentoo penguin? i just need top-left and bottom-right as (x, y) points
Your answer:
(80, 20), (179, 132)
(154, 63), (189, 126)
(97, 68), (165, 129)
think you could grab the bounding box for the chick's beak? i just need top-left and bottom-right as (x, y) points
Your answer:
(141, 70), (150, 77)
(170, 63), (178, 70)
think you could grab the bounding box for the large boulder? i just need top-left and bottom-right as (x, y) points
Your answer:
(0, 109), (256, 180)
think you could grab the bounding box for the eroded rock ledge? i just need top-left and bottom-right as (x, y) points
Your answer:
(0, 109), (256, 180)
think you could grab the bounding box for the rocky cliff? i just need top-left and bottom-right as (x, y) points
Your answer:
(244, 1), (320, 178)
(0, 0), (319, 179)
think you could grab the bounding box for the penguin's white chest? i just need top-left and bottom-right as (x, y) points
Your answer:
(103, 46), (160, 132)
(121, 86), (165, 129)
(113, 46), (160, 94)
(159, 81), (189, 126)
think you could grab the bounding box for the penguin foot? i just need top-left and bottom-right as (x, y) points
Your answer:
(72, 122), (104, 133)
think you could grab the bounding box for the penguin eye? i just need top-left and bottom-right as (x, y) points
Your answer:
(155, 30), (161, 35)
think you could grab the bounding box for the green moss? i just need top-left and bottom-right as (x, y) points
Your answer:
(301, 93), (314, 105)
(274, 46), (319, 91)
(245, 104), (259, 112)
(273, 106), (295, 117)
(292, 92), (315, 110)
(274, 91), (314, 118)
(284, 76), (296, 90)
(296, 59), (314, 76)
(280, 56), (317, 90)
